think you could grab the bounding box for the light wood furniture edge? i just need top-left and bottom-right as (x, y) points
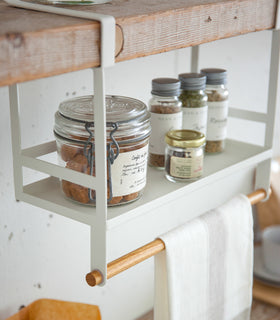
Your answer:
(0, 0), (277, 86)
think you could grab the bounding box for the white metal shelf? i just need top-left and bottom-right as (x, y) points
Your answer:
(22, 139), (272, 229)
(5, 0), (280, 285)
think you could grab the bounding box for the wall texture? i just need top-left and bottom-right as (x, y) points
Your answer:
(0, 30), (279, 320)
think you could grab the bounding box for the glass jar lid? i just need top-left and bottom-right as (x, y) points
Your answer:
(165, 130), (206, 148)
(151, 78), (181, 96)
(179, 73), (206, 90)
(54, 95), (151, 142)
(200, 68), (227, 85)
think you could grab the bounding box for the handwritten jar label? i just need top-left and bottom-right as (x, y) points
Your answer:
(111, 144), (149, 196)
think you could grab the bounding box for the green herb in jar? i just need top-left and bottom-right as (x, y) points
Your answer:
(179, 90), (207, 108)
(178, 73), (208, 135)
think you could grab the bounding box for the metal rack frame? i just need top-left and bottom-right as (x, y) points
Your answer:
(5, 0), (280, 286)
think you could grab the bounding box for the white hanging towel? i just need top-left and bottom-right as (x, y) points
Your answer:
(154, 194), (253, 320)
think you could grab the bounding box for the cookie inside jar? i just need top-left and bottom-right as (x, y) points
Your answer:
(54, 95), (151, 206)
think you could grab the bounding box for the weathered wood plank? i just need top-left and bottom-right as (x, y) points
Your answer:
(0, 0), (277, 86)
(116, 0), (277, 61)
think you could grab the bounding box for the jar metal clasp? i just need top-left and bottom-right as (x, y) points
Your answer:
(84, 121), (120, 202)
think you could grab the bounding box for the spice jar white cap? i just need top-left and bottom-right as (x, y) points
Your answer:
(179, 73), (206, 91)
(200, 68), (227, 85)
(151, 78), (181, 97)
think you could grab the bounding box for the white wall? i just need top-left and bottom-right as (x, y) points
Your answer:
(0, 30), (279, 320)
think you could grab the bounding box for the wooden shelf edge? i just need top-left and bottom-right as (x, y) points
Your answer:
(0, 0), (277, 86)
(0, 22), (124, 87)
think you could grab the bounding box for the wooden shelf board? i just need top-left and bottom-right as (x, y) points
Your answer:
(22, 139), (272, 228)
(0, 0), (277, 86)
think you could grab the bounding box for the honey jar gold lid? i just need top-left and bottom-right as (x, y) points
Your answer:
(165, 130), (206, 148)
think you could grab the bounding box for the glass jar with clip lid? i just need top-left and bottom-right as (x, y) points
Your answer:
(54, 95), (151, 206)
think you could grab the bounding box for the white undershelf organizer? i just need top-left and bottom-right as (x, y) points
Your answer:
(6, 0), (280, 285)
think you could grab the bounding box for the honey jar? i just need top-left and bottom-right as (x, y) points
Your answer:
(165, 130), (205, 182)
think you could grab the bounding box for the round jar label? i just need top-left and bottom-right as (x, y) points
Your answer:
(111, 144), (149, 196)
(149, 112), (182, 155)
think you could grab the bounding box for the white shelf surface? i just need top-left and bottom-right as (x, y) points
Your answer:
(22, 139), (272, 229)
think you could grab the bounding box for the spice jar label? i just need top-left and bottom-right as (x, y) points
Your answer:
(111, 145), (149, 196)
(182, 106), (208, 134)
(207, 101), (229, 140)
(150, 112), (182, 154)
(170, 153), (203, 179)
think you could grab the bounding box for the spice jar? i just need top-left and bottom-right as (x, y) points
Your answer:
(200, 68), (229, 153)
(179, 73), (208, 135)
(165, 130), (205, 182)
(54, 95), (151, 206)
(148, 78), (182, 169)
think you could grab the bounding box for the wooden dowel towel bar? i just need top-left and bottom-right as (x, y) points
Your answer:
(86, 188), (268, 287)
